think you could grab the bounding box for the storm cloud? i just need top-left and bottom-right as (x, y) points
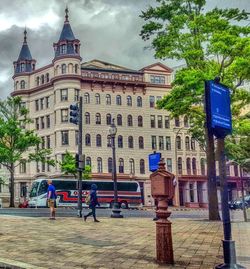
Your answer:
(0, 0), (249, 98)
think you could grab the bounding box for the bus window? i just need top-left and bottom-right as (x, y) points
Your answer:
(38, 180), (48, 196)
(117, 182), (138, 191)
(30, 182), (39, 197)
(54, 180), (76, 190)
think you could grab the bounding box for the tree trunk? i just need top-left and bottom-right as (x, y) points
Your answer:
(9, 164), (15, 207)
(206, 129), (220, 220)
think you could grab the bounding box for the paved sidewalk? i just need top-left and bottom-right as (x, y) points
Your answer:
(0, 215), (249, 269)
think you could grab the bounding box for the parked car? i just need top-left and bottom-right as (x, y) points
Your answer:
(229, 195), (250, 210)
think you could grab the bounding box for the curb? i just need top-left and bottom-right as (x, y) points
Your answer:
(0, 259), (45, 269)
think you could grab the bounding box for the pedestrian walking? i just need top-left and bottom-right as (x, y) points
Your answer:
(47, 180), (57, 220)
(84, 184), (100, 222)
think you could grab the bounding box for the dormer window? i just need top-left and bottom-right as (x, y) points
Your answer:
(74, 44), (78, 53)
(150, 75), (165, 84)
(60, 45), (67, 54)
(20, 63), (25, 72)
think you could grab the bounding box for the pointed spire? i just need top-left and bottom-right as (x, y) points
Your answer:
(24, 27), (27, 44)
(58, 7), (76, 41)
(18, 28), (32, 61)
(65, 6), (69, 23)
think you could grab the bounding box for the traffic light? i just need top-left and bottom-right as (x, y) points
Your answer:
(70, 104), (79, 125)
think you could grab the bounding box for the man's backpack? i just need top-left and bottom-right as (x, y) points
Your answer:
(85, 193), (91, 205)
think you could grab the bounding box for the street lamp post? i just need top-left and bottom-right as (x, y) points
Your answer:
(109, 119), (123, 218)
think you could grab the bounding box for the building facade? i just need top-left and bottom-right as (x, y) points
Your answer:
(11, 9), (248, 207)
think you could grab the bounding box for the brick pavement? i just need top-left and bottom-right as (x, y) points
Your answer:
(0, 215), (249, 269)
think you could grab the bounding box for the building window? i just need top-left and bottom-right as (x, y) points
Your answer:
(127, 115), (133, 126)
(127, 96), (132, 106)
(139, 136), (144, 149)
(178, 157), (182, 174)
(61, 64), (67, 74)
(234, 164), (238, 177)
(46, 96), (49, 108)
(84, 93), (90, 104)
(118, 135), (123, 148)
(106, 114), (112, 125)
(20, 63), (25, 72)
(151, 136), (157, 150)
(191, 138), (196, 150)
(75, 131), (79, 145)
(74, 89), (80, 101)
(137, 96), (142, 107)
(128, 136), (134, 148)
(95, 93), (100, 104)
(60, 89), (68, 101)
(166, 136), (171, 150)
(41, 75), (44, 84)
(184, 116), (189, 127)
(19, 160), (26, 174)
(46, 136), (50, 149)
(149, 96), (155, 108)
(165, 116), (170, 128)
(176, 136), (182, 150)
(20, 80), (25, 89)
(175, 117), (180, 127)
(61, 109), (69, 123)
(185, 137), (190, 150)
(47, 157), (51, 172)
(85, 112), (90, 124)
(116, 95), (122, 105)
(85, 134), (91, 146)
(158, 115), (163, 128)
(150, 115), (155, 128)
(201, 158), (206, 176)
(75, 64), (78, 74)
(20, 182), (27, 197)
(60, 45), (67, 54)
(107, 135), (111, 147)
(226, 164), (230, 176)
(61, 131), (69, 145)
(129, 159), (135, 174)
(86, 157), (91, 166)
(97, 157), (103, 173)
(106, 94), (111, 105)
(96, 113), (101, 124)
(40, 98), (44, 110)
(117, 114), (122, 126)
(108, 157), (113, 173)
(140, 159), (145, 174)
(137, 116), (143, 127)
(186, 158), (191, 175)
(189, 183), (195, 202)
(192, 158), (197, 175)
(96, 134), (102, 147)
(36, 76), (40, 86)
(159, 136), (164, 150)
(46, 115), (50, 128)
(41, 117), (45, 129)
(41, 137), (45, 149)
(119, 158), (124, 173)
(46, 73), (49, 83)
(35, 100), (39, 111)
(166, 158), (172, 172)
(35, 118), (39, 130)
(150, 75), (165, 84)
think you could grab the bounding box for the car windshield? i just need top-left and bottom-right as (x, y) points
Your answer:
(29, 182), (39, 197)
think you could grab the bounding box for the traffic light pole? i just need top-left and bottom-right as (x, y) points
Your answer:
(77, 96), (83, 218)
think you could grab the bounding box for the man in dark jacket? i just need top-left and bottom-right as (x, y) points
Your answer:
(84, 184), (100, 222)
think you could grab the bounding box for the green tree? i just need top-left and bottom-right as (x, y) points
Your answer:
(59, 151), (92, 180)
(0, 97), (54, 207)
(140, 0), (250, 220)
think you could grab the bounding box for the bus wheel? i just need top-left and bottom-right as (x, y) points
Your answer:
(120, 201), (128, 209)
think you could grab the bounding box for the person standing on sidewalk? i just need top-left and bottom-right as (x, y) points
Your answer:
(84, 184), (100, 222)
(47, 180), (57, 220)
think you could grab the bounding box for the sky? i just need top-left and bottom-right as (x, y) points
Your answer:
(0, 0), (249, 98)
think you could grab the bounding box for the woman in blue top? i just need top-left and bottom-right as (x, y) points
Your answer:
(47, 180), (57, 220)
(84, 184), (100, 222)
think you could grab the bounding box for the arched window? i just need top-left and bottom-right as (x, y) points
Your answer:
(107, 135), (111, 147)
(108, 157), (113, 173)
(84, 93), (90, 104)
(175, 117), (180, 127)
(85, 134), (91, 146)
(119, 158), (124, 173)
(85, 112), (90, 124)
(96, 134), (102, 147)
(20, 80), (25, 89)
(191, 137), (196, 150)
(97, 157), (102, 173)
(176, 136), (182, 150)
(127, 115), (133, 126)
(41, 75), (44, 84)
(106, 114), (112, 125)
(128, 136), (134, 148)
(74, 64), (78, 74)
(95, 93), (100, 104)
(234, 164), (238, 177)
(137, 96), (142, 107)
(201, 158), (206, 176)
(106, 94), (111, 105)
(96, 113), (101, 124)
(139, 136), (144, 149)
(178, 157), (182, 174)
(192, 158), (197, 175)
(86, 156), (91, 166)
(127, 95), (132, 106)
(118, 135), (123, 148)
(46, 73), (49, 82)
(36, 77), (40, 86)
(138, 116), (143, 127)
(184, 116), (189, 127)
(185, 136), (190, 150)
(116, 95), (122, 105)
(186, 158), (191, 175)
(129, 158), (135, 174)
(61, 64), (66, 74)
(117, 114), (122, 126)
(140, 159), (145, 174)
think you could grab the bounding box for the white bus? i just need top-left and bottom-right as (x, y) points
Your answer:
(28, 178), (143, 209)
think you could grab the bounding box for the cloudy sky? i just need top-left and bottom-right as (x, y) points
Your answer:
(0, 0), (249, 98)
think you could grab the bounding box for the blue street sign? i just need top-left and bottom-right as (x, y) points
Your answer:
(148, 152), (161, 172)
(205, 80), (232, 138)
